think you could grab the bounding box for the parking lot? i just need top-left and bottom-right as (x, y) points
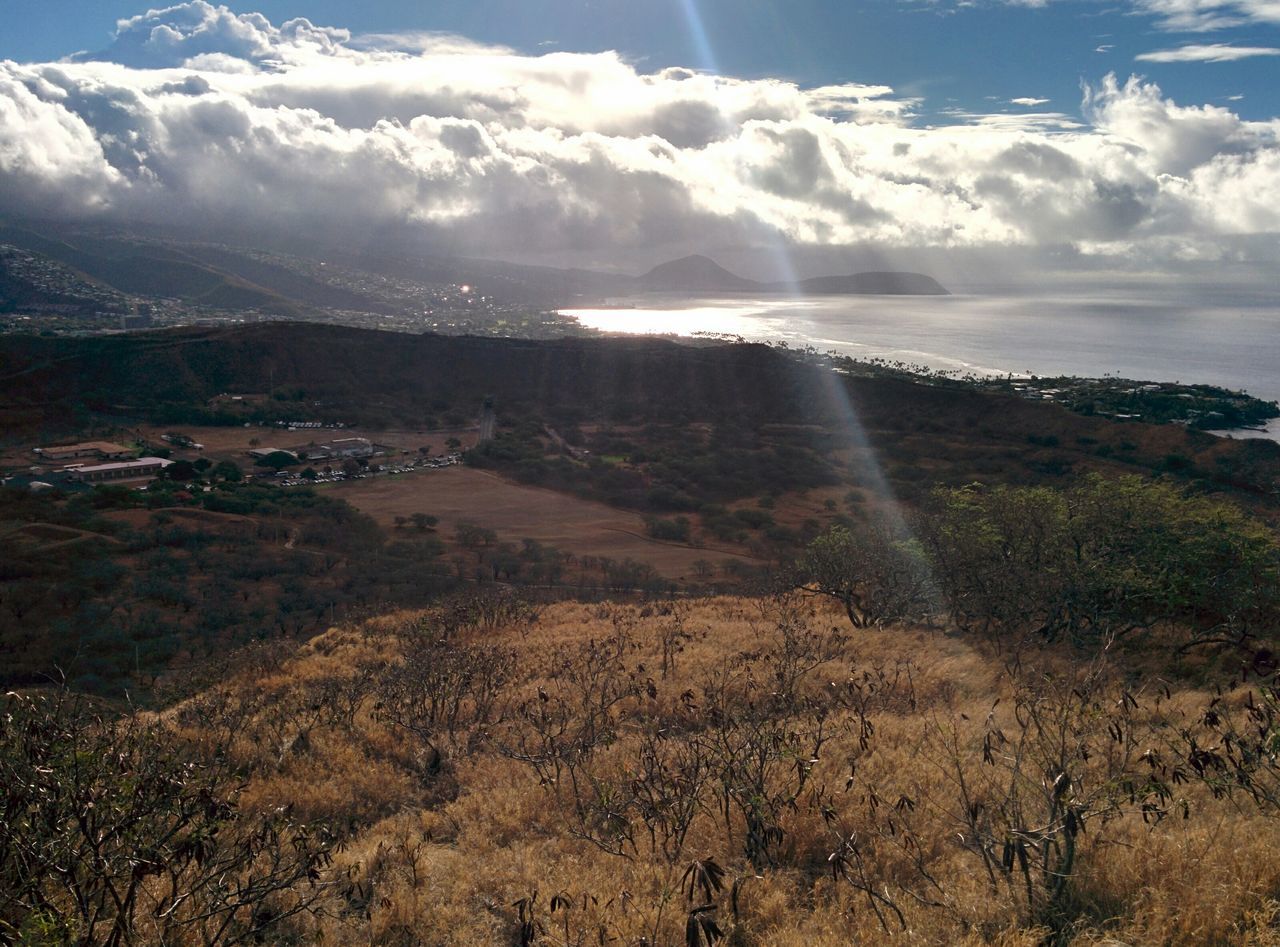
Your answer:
(274, 454), (462, 487)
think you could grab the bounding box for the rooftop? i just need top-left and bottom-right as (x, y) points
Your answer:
(70, 457), (173, 474)
(36, 440), (131, 455)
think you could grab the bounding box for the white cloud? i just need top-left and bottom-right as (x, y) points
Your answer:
(1136, 43), (1280, 61)
(0, 3), (1277, 270)
(84, 0), (350, 67)
(1010, 97), (1050, 106)
(805, 84), (918, 123)
(1129, 0), (1280, 30)
(347, 32), (514, 57)
(0, 69), (122, 216)
(934, 0), (1280, 31)
(936, 107), (1084, 130)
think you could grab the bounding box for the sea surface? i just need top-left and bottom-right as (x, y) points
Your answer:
(561, 282), (1280, 441)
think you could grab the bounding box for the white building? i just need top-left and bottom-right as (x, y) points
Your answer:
(68, 457), (173, 483)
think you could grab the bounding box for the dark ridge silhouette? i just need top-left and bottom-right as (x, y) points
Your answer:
(784, 271), (949, 295)
(0, 323), (828, 426)
(3, 322), (1278, 506)
(636, 254), (948, 296)
(0, 223), (308, 315)
(1, 220), (948, 311)
(637, 255), (759, 292)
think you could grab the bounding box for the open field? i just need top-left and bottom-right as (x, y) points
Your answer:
(325, 465), (762, 578)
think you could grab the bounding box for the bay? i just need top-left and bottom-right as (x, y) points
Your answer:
(561, 284), (1280, 422)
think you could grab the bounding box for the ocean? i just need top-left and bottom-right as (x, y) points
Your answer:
(561, 282), (1280, 440)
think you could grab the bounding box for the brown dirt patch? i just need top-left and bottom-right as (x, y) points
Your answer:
(325, 466), (761, 579)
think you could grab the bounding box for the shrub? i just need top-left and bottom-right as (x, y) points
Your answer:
(0, 690), (333, 945)
(792, 522), (933, 628)
(645, 516), (692, 543)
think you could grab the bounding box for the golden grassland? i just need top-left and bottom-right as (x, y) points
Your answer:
(152, 596), (1280, 946)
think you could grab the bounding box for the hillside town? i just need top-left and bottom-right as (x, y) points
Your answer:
(0, 238), (587, 338)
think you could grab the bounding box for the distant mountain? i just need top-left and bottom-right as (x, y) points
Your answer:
(0, 221), (948, 318)
(780, 271), (949, 296)
(637, 255), (759, 292)
(636, 254), (948, 296)
(0, 223), (309, 316)
(355, 251), (948, 300)
(349, 251), (633, 304)
(279, 251), (949, 304)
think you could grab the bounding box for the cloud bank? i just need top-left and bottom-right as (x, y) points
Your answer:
(1136, 43), (1280, 61)
(1, 1), (1278, 270)
(925, 0), (1279, 32)
(1131, 0), (1280, 31)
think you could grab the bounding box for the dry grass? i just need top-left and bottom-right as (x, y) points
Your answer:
(164, 596), (1280, 946)
(328, 466), (761, 578)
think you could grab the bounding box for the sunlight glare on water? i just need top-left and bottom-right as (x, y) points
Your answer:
(561, 289), (1280, 405)
(559, 301), (807, 337)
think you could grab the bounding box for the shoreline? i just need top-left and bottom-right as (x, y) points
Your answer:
(559, 311), (1280, 444)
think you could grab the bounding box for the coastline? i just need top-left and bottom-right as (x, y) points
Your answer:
(559, 297), (1280, 444)
(1208, 417), (1280, 441)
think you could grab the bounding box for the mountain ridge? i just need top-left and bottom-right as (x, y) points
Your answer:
(636, 254), (760, 292)
(637, 254), (949, 296)
(1, 221), (948, 319)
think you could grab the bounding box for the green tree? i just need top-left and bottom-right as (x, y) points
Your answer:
(1064, 474), (1280, 646)
(645, 515), (692, 543)
(793, 523), (932, 629)
(213, 459), (243, 482)
(456, 521), (496, 549)
(921, 475), (1280, 648)
(254, 451), (296, 471)
(918, 484), (1070, 641)
(165, 459), (197, 481)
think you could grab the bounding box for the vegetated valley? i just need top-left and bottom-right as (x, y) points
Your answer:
(4, 323), (1280, 945)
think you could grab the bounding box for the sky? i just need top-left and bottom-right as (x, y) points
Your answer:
(0, 0), (1277, 280)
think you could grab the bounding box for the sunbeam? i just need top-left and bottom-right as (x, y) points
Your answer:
(670, 0), (929, 573)
(674, 0), (720, 74)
